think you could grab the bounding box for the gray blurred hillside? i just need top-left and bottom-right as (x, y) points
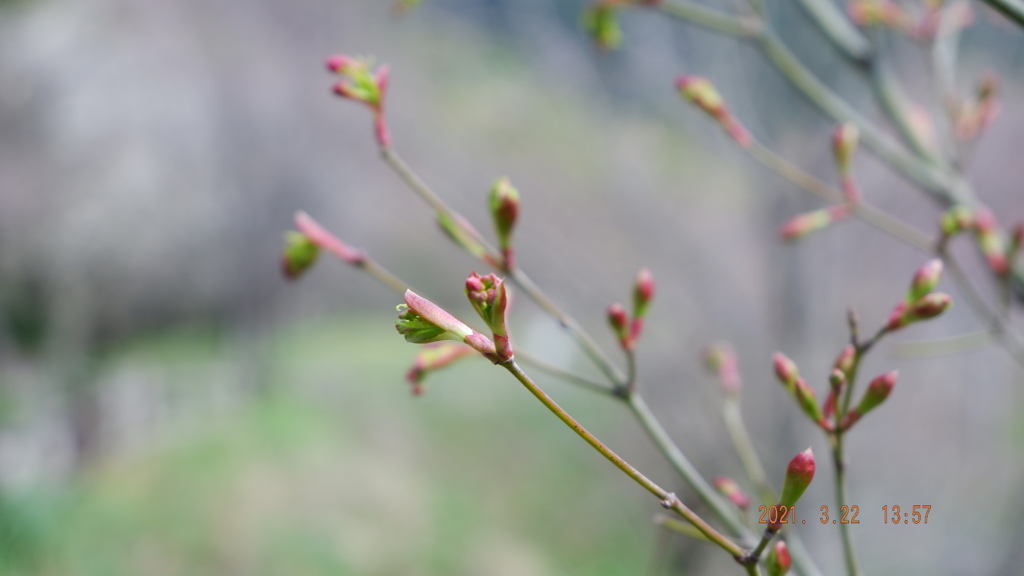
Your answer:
(0, 0), (1023, 575)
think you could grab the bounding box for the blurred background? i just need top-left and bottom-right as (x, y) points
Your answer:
(0, 0), (1023, 574)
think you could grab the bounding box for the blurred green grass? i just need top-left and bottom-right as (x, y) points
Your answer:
(0, 316), (657, 576)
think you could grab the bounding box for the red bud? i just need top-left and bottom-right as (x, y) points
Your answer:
(713, 476), (751, 509)
(767, 540), (791, 576)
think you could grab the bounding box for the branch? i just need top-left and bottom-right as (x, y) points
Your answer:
(981, 0), (1024, 28)
(502, 360), (747, 559)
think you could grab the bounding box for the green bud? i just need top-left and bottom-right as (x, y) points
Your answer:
(488, 177), (520, 267)
(583, 3), (623, 50)
(281, 231), (320, 280)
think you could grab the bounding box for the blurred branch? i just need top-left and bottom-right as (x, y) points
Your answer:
(658, 0), (761, 37)
(981, 0), (1024, 27)
(503, 360), (747, 559)
(795, 0), (872, 62)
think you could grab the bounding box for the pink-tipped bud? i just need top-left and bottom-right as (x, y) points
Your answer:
(907, 259), (943, 303)
(325, 54), (358, 74)
(326, 54), (390, 146)
(842, 371), (897, 429)
(975, 207), (1008, 275)
(397, 290), (498, 361)
(703, 342), (742, 395)
(941, 205), (974, 236)
(608, 303), (632, 351)
(632, 268), (655, 319)
(713, 476), (751, 509)
(405, 342), (475, 395)
(488, 177), (520, 268)
(676, 76), (751, 147)
(772, 448), (815, 531)
(465, 272), (513, 361)
(887, 292), (952, 330)
(779, 205), (850, 242)
(767, 540), (791, 576)
(583, 3), (623, 51)
(832, 123), (859, 178)
(294, 211), (364, 266)
(832, 345), (856, 380)
(280, 232), (320, 280)
(773, 352), (800, 392)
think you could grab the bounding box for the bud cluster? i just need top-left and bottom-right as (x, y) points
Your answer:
(886, 259), (952, 330)
(465, 272), (514, 362)
(608, 269), (655, 352)
(326, 54), (391, 147)
(772, 353), (830, 430)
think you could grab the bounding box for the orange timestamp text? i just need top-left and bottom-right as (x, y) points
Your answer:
(757, 504), (932, 525)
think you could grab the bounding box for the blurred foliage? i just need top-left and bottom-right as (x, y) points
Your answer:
(0, 319), (655, 576)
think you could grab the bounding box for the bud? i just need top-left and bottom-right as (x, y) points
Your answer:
(675, 76), (751, 147)
(832, 345), (856, 380)
(848, 0), (910, 30)
(608, 303), (631, 351)
(907, 259), (943, 303)
(767, 541), (791, 576)
(713, 476), (750, 509)
(327, 54), (391, 147)
(887, 292), (952, 330)
(397, 290), (497, 360)
(488, 177), (520, 268)
(841, 371), (897, 429)
(703, 342), (741, 395)
(975, 207), (1008, 275)
(772, 448), (815, 531)
(280, 231), (320, 280)
(793, 378), (828, 429)
(294, 211), (364, 266)
(823, 368), (846, 419)
(632, 268), (655, 319)
(438, 212), (497, 267)
(940, 205), (974, 236)
(583, 3), (623, 51)
(773, 352), (800, 395)
(465, 273), (513, 361)
(779, 205), (850, 242)
(629, 268), (655, 342)
(832, 123), (859, 178)
(405, 342), (475, 395)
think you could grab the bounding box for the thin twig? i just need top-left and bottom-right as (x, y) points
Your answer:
(503, 360), (746, 559)
(627, 393), (751, 539)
